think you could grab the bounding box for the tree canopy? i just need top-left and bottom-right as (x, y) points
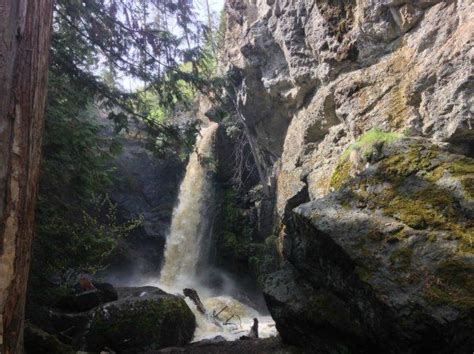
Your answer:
(52, 0), (218, 118)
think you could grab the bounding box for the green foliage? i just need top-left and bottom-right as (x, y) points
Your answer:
(35, 195), (142, 276)
(144, 120), (199, 162)
(32, 0), (226, 289)
(109, 139), (124, 155)
(32, 68), (142, 287)
(136, 91), (171, 125)
(47, 0), (228, 182)
(215, 188), (261, 275)
(29, 0), (226, 315)
(131, 56), (221, 162)
(216, 189), (247, 260)
(343, 128), (401, 160)
(53, 0), (211, 107)
(216, 10), (228, 52)
(42, 115), (110, 198)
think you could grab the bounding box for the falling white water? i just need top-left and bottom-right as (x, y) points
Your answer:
(160, 122), (218, 288)
(158, 122), (277, 342)
(191, 296), (277, 342)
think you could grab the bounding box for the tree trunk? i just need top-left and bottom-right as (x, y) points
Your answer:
(0, 1), (54, 353)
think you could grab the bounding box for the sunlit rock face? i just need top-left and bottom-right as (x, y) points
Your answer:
(267, 139), (473, 352)
(224, 0), (473, 205)
(222, 0), (474, 351)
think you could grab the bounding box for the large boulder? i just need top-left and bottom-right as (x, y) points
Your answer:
(56, 281), (118, 312)
(28, 286), (196, 353)
(265, 138), (473, 353)
(85, 287), (196, 353)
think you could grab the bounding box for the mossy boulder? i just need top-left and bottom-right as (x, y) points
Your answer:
(85, 287), (196, 353)
(265, 138), (473, 353)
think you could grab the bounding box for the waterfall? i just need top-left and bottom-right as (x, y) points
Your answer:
(157, 122), (277, 342)
(160, 122), (218, 288)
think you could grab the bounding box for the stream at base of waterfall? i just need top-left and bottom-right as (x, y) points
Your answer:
(150, 122), (277, 341)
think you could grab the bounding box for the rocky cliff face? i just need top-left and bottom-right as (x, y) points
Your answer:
(101, 119), (185, 277)
(221, 0), (473, 352)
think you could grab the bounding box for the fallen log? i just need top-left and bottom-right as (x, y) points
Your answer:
(183, 288), (207, 315)
(213, 306), (228, 318)
(182, 288), (244, 330)
(224, 314), (242, 328)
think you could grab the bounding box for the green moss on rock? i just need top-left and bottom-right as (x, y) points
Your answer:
(343, 142), (474, 252)
(425, 157), (474, 201)
(87, 295), (195, 352)
(388, 227), (410, 242)
(428, 158), (474, 180)
(338, 128), (401, 162)
(302, 138), (473, 348)
(423, 260), (474, 310)
(330, 129), (402, 190)
(390, 247), (413, 271)
(380, 145), (439, 178)
(330, 156), (352, 191)
(383, 187), (456, 230)
(461, 176), (474, 200)
(330, 139), (473, 312)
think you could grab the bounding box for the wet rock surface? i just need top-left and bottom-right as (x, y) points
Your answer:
(26, 285), (196, 353)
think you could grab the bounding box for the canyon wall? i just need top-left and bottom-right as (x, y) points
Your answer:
(101, 118), (185, 278)
(221, 0), (473, 352)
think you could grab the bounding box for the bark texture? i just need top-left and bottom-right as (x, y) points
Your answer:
(0, 1), (53, 353)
